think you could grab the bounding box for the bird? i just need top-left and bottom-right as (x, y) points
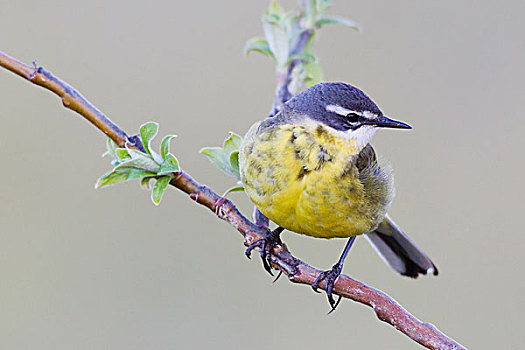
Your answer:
(239, 82), (438, 311)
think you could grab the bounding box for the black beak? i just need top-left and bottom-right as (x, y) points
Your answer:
(367, 115), (412, 129)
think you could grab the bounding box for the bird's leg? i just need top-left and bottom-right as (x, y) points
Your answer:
(312, 236), (357, 313)
(245, 226), (284, 276)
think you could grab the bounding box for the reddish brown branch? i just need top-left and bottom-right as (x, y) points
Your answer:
(0, 52), (130, 148)
(0, 50), (465, 350)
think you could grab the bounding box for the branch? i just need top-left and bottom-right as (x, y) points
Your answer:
(0, 51), (466, 350)
(0, 53), (132, 148)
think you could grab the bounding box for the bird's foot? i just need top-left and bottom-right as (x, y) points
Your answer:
(245, 227), (284, 276)
(312, 263), (343, 313)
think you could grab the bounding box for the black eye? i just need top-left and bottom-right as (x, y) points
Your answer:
(346, 113), (360, 123)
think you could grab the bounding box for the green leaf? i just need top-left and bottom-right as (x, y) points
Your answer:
(139, 121), (159, 156)
(263, 22), (289, 68)
(244, 38), (275, 60)
(160, 135), (177, 160)
(266, 1), (285, 19)
(158, 154), (180, 175)
(95, 167), (157, 189)
(126, 147), (146, 159)
(200, 147), (233, 176)
(98, 122), (181, 205)
(304, 0), (316, 17)
(303, 0), (317, 28)
(288, 55), (323, 95)
(151, 176), (171, 205)
(315, 0), (332, 14)
(229, 150), (240, 180)
(262, 1), (292, 68)
(115, 154), (160, 173)
(115, 148), (131, 161)
(102, 138), (118, 159)
(315, 16), (362, 31)
(286, 52), (316, 65)
(303, 59), (323, 87)
(289, 64), (304, 96)
(226, 131), (243, 149)
(200, 132), (243, 180)
(222, 185), (245, 197)
(141, 176), (155, 191)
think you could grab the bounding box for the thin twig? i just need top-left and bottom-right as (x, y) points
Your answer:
(0, 52), (130, 148)
(0, 51), (466, 350)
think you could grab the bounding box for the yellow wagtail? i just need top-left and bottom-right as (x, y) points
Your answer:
(239, 82), (437, 310)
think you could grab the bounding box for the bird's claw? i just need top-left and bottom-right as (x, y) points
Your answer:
(312, 264), (344, 313)
(245, 228), (283, 276)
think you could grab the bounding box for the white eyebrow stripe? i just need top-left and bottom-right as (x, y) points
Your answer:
(325, 104), (359, 116)
(362, 110), (378, 120)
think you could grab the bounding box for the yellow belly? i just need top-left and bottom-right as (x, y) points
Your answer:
(239, 121), (387, 239)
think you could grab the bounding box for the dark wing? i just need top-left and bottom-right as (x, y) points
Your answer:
(354, 144), (394, 208)
(355, 143), (377, 174)
(357, 144), (438, 277)
(365, 216), (438, 277)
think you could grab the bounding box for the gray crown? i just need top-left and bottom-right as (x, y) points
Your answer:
(283, 82), (383, 131)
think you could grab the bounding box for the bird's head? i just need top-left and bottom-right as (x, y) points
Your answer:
(283, 82), (411, 149)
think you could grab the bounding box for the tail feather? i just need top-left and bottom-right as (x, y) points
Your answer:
(365, 215), (438, 278)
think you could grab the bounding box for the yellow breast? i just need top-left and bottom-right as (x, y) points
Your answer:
(239, 120), (388, 239)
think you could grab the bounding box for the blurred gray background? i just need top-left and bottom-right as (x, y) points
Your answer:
(1, 0), (524, 349)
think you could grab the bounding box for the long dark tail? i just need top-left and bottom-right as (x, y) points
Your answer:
(365, 215), (438, 278)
